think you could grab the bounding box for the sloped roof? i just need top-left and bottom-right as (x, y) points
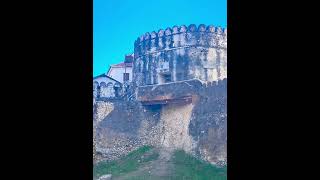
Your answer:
(93, 73), (121, 83)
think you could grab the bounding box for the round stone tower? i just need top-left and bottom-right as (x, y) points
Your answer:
(133, 24), (227, 86)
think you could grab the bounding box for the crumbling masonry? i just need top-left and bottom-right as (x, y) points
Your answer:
(94, 24), (227, 166)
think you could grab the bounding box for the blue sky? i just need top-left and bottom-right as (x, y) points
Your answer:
(94, 0), (227, 77)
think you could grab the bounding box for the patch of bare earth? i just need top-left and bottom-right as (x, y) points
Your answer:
(113, 148), (174, 180)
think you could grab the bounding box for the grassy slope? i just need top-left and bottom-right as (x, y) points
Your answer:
(93, 146), (227, 180)
(172, 150), (227, 180)
(93, 146), (159, 179)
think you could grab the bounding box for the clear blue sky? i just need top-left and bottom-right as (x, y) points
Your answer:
(94, 0), (227, 77)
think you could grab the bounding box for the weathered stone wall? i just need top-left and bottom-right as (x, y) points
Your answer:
(190, 80), (227, 166)
(93, 83), (124, 100)
(93, 101), (115, 163)
(159, 103), (196, 152)
(94, 99), (162, 161)
(133, 24), (227, 86)
(94, 79), (227, 166)
(94, 24), (227, 166)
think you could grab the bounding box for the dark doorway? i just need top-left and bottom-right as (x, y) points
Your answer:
(159, 72), (172, 84)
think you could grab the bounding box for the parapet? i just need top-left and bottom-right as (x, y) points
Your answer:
(134, 24), (227, 58)
(136, 78), (227, 105)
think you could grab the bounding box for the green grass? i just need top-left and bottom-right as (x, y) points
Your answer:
(93, 146), (159, 179)
(171, 150), (227, 180)
(93, 147), (227, 180)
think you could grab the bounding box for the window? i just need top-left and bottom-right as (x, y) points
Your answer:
(159, 72), (172, 84)
(164, 74), (171, 82)
(176, 73), (183, 81)
(123, 73), (129, 81)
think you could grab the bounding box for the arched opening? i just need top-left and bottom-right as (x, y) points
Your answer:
(99, 82), (107, 97)
(159, 72), (172, 84)
(106, 82), (115, 97)
(114, 82), (122, 97)
(93, 81), (99, 98)
(157, 61), (171, 84)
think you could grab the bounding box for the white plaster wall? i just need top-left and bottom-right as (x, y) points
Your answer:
(93, 76), (118, 85)
(93, 76), (118, 98)
(108, 67), (133, 84)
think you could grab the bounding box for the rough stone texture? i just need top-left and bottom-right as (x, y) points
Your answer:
(136, 79), (204, 103)
(94, 24), (227, 166)
(93, 101), (115, 163)
(94, 100), (161, 161)
(133, 24), (227, 86)
(94, 79), (227, 166)
(190, 80), (227, 166)
(94, 101), (114, 124)
(159, 103), (196, 152)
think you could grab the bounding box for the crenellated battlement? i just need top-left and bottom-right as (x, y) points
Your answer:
(94, 24), (227, 167)
(134, 24), (227, 58)
(133, 24), (227, 86)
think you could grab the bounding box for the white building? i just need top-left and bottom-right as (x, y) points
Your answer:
(93, 54), (134, 99)
(106, 54), (133, 84)
(93, 74), (121, 98)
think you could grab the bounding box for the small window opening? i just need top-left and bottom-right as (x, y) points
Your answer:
(123, 73), (129, 81)
(159, 72), (172, 84)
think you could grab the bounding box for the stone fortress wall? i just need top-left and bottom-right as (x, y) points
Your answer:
(133, 24), (227, 86)
(94, 24), (227, 166)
